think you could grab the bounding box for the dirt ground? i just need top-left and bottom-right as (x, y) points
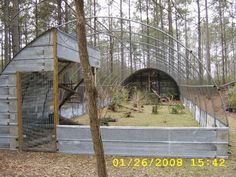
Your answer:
(0, 113), (236, 177)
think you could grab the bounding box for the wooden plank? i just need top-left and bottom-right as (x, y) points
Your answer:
(53, 29), (59, 125)
(59, 84), (79, 94)
(59, 78), (84, 109)
(16, 72), (22, 149)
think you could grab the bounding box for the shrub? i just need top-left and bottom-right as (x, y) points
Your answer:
(131, 88), (145, 108)
(100, 116), (117, 126)
(143, 91), (159, 105)
(108, 88), (128, 112)
(169, 104), (185, 114)
(165, 90), (179, 100)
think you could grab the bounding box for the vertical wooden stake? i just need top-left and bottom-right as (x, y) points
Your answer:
(94, 67), (97, 86)
(53, 28), (59, 125)
(16, 72), (22, 149)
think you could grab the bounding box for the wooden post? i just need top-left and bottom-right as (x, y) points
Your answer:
(16, 72), (22, 149)
(94, 67), (97, 86)
(53, 28), (59, 125)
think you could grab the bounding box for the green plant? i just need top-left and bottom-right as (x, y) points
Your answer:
(131, 88), (145, 108)
(165, 90), (179, 100)
(143, 91), (159, 105)
(100, 116), (117, 126)
(169, 104), (185, 114)
(228, 85), (236, 107)
(108, 88), (128, 112)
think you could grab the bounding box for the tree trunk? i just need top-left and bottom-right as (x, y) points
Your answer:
(168, 0), (174, 74)
(12, 0), (20, 56)
(159, 0), (165, 66)
(57, 0), (62, 29)
(120, 0), (124, 80)
(108, 2), (114, 73)
(159, 0), (164, 30)
(146, 0), (150, 67)
(24, 19), (28, 44)
(204, 0), (211, 82)
(184, 1), (189, 81)
(219, 0), (225, 83)
(129, 0), (133, 73)
(74, 1), (108, 177)
(197, 0), (203, 80)
(93, 0), (97, 46)
(35, 0), (39, 37)
(232, 22), (236, 80)
(64, 0), (69, 32)
(175, 11), (180, 77)
(3, 0), (9, 64)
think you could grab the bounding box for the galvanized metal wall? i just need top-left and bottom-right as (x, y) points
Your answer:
(183, 97), (226, 127)
(0, 29), (101, 150)
(57, 30), (100, 68)
(0, 31), (54, 150)
(57, 125), (228, 158)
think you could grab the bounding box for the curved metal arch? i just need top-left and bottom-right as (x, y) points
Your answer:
(85, 21), (205, 83)
(96, 43), (192, 84)
(99, 45), (195, 84)
(84, 16), (215, 84)
(89, 31), (201, 83)
(56, 16), (217, 86)
(87, 29), (188, 66)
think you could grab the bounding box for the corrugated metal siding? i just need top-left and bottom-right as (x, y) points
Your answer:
(57, 125), (228, 158)
(57, 31), (100, 68)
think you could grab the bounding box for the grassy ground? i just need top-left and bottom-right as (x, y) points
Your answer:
(73, 104), (199, 127)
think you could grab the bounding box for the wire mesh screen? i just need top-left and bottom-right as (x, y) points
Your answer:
(21, 71), (56, 151)
(58, 62), (87, 119)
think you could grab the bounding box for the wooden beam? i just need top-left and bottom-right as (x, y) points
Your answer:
(59, 84), (79, 94)
(59, 78), (84, 109)
(58, 62), (72, 75)
(16, 72), (22, 150)
(53, 29), (59, 125)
